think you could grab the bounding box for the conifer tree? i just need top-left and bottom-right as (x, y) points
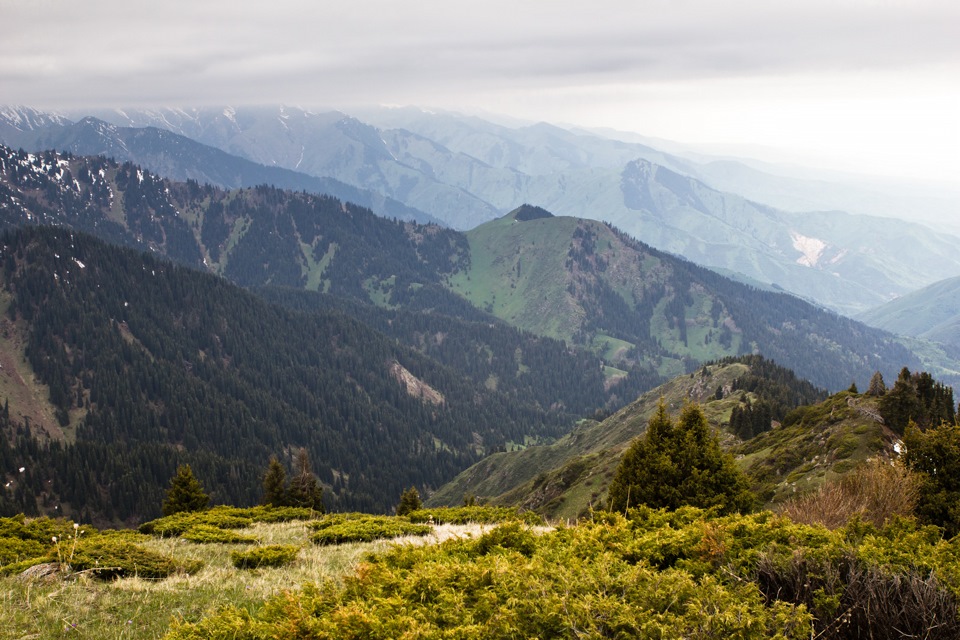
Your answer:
(607, 400), (753, 515)
(866, 371), (886, 396)
(287, 448), (324, 512)
(161, 464), (209, 516)
(396, 486), (423, 516)
(904, 422), (960, 537)
(262, 456), (288, 507)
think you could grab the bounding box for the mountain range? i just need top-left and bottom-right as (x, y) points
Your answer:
(0, 114), (954, 525)
(0, 144), (924, 393)
(2, 105), (958, 315)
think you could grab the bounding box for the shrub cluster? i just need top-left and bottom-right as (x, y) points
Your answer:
(310, 514), (431, 546)
(139, 505), (315, 537)
(406, 505), (543, 525)
(165, 508), (960, 639)
(0, 514), (200, 580)
(230, 545), (300, 570)
(66, 538), (203, 580)
(781, 461), (919, 529)
(181, 524), (259, 545)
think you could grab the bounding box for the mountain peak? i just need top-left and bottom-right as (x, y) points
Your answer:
(507, 204), (554, 222)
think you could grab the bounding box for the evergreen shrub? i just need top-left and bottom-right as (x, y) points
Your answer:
(0, 537), (46, 570)
(407, 505), (543, 525)
(310, 515), (431, 545)
(140, 505), (315, 536)
(66, 538), (203, 580)
(181, 525), (259, 545)
(230, 544), (300, 569)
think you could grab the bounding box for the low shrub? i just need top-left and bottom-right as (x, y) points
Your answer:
(310, 516), (431, 546)
(139, 508), (253, 537)
(0, 536), (46, 567)
(407, 506), (543, 525)
(166, 512), (812, 639)
(230, 545), (300, 569)
(0, 514), (91, 545)
(67, 538), (203, 580)
(181, 525), (259, 544)
(474, 521), (538, 557)
(309, 512), (378, 531)
(139, 505), (316, 536)
(241, 506), (316, 523)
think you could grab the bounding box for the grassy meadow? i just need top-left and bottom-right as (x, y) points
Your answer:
(0, 510), (498, 640)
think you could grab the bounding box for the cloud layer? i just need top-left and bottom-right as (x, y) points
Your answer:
(3, 0), (958, 182)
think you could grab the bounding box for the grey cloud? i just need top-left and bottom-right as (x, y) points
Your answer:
(1, 0), (957, 108)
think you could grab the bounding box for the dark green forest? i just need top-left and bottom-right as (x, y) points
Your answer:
(0, 227), (574, 523)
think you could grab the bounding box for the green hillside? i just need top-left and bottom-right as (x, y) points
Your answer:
(859, 275), (960, 347)
(450, 206), (920, 391)
(427, 357), (865, 520)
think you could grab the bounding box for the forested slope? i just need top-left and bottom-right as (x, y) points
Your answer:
(0, 227), (570, 523)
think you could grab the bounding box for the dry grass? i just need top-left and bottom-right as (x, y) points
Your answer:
(780, 460), (919, 529)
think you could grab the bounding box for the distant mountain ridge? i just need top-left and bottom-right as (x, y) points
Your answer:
(4, 104), (955, 315)
(0, 111), (438, 224)
(858, 276), (960, 349)
(0, 144), (926, 393)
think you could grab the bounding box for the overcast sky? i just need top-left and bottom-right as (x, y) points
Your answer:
(3, 0), (958, 184)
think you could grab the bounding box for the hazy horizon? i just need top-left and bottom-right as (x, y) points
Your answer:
(3, 0), (958, 186)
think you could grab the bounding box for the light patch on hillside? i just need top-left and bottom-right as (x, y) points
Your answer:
(790, 231), (827, 268)
(389, 361), (444, 405)
(0, 294), (70, 441)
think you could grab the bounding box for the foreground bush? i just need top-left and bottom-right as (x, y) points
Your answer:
(1, 514), (207, 580)
(67, 538), (203, 580)
(165, 508), (960, 640)
(0, 515), (97, 575)
(310, 515), (431, 546)
(230, 545), (300, 569)
(167, 516), (810, 639)
(406, 505), (543, 525)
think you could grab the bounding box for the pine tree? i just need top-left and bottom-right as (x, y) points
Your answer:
(396, 486), (423, 516)
(161, 464), (209, 516)
(607, 400), (753, 515)
(866, 371), (886, 396)
(287, 448), (324, 512)
(262, 456), (288, 507)
(904, 422), (960, 537)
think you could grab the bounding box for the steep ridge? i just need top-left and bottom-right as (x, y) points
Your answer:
(7, 106), (957, 315)
(451, 206), (920, 391)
